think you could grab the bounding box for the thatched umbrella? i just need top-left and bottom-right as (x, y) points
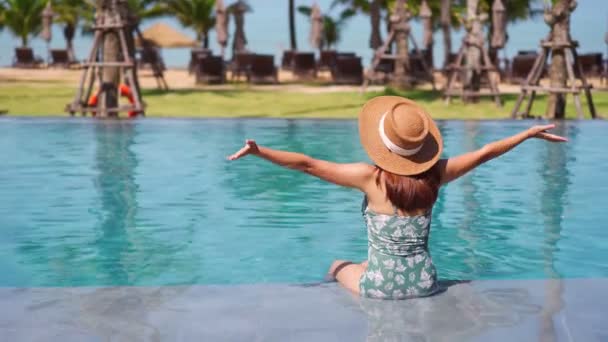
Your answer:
(215, 0), (229, 57)
(420, 0), (433, 48)
(136, 23), (198, 48)
(369, 0), (382, 49)
(491, 0), (507, 49)
(309, 3), (323, 50)
(41, 1), (54, 61)
(440, 0), (452, 67)
(231, 0), (249, 55)
(420, 0), (433, 66)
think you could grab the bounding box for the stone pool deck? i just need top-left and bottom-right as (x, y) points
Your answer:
(1, 279), (606, 341)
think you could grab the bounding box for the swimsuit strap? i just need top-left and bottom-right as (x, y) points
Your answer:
(362, 195), (400, 217)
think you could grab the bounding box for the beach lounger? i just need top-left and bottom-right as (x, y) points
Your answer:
(231, 52), (254, 81)
(139, 47), (166, 71)
(337, 52), (356, 59)
(375, 57), (395, 74)
(331, 56), (363, 85)
(248, 54), (278, 84)
(509, 53), (541, 84)
(195, 55), (226, 84)
(318, 50), (337, 71)
(577, 53), (603, 78)
(189, 48), (212, 74)
(281, 50), (296, 70)
(12, 47), (44, 68)
(49, 49), (78, 68)
(292, 52), (317, 79)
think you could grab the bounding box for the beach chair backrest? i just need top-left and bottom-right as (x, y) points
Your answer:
(577, 53), (603, 75)
(293, 53), (316, 71)
(200, 56), (224, 76)
(15, 47), (35, 63)
(376, 58), (395, 73)
(235, 53), (254, 69)
(251, 54), (275, 76)
(51, 49), (69, 63)
(336, 56), (362, 73)
(319, 50), (337, 68)
(511, 54), (537, 78)
(281, 50), (295, 69)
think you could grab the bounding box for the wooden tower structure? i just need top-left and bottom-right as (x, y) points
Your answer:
(443, 0), (501, 106)
(362, 0), (435, 91)
(66, 0), (144, 117)
(511, 1), (596, 119)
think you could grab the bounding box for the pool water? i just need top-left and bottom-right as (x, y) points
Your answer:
(1, 118), (607, 287)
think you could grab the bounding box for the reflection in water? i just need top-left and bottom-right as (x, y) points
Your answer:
(359, 281), (540, 341)
(458, 122), (483, 277)
(538, 124), (576, 342)
(93, 122), (139, 284)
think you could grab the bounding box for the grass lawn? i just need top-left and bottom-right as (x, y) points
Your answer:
(1, 82), (605, 119)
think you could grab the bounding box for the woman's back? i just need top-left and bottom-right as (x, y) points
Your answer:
(360, 196), (438, 299)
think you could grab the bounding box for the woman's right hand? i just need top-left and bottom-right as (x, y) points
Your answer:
(526, 124), (568, 142)
(227, 139), (260, 160)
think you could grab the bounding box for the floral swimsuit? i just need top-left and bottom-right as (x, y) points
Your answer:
(359, 197), (440, 299)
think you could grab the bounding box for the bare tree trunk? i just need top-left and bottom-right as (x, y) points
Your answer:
(289, 0), (297, 50)
(120, 1), (142, 106)
(64, 23), (76, 61)
(97, 0), (119, 118)
(392, 0), (411, 88)
(440, 0), (452, 68)
(421, 0), (434, 68)
(369, 0), (382, 49)
(545, 0), (575, 119)
(464, 0), (483, 96)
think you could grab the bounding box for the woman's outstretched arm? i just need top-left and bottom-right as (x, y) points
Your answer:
(438, 124), (567, 185)
(227, 140), (375, 190)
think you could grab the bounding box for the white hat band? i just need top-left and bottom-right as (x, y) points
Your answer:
(379, 112), (423, 157)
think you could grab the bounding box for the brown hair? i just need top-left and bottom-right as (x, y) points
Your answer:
(376, 163), (441, 213)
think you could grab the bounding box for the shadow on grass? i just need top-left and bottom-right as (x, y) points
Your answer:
(281, 103), (363, 116)
(142, 88), (244, 98)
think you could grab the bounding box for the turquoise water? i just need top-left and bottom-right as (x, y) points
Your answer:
(0, 118), (607, 287)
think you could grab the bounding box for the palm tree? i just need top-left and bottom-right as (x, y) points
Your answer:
(331, 0), (384, 49)
(125, 0), (165, 22)
(544, 0), (575, 119)
(1, 0), (47, 47)
(52, 0), (91, 60)
(96, 0), (120, 116)
(288, 0), (296, 50)
(298, 5), (355, 50)
(0, 3), (5, 31)
(164, 0), (215, 48)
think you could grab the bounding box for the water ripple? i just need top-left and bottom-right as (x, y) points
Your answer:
(0, 119), (607, 286)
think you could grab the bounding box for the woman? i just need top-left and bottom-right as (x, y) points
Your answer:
(228, 96), (566, 300)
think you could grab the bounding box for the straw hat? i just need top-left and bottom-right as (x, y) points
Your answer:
(358, 96), (443, 176)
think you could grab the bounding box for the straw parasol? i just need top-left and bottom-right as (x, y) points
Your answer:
(309, 3), (323, 50)
(369, 0), (382, 49)
(136, 23), (197, 48)
(41, 1), (54, 61)
(491, 0), (507, 48)
(231, 0), (249, 55)
(420, 0), (433, 48)
(215, 0), (229, 57)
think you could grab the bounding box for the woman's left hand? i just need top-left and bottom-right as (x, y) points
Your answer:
(227, 139), (260, 160)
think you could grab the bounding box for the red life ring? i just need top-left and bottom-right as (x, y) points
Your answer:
(88, 84), (137, 117)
